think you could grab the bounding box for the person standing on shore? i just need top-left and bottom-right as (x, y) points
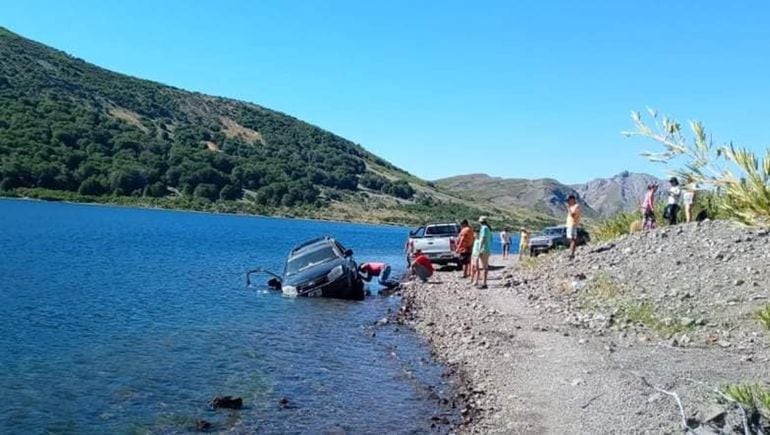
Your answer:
(456, 219), (475, 278)
(470, 229), (481, 284)
(476, 216), (492, 289)
(404, 236), (414, 267)
(683, 181), (697, 223)
(565, 195), (581, 260)
(518, 227), (530, 260)
(500, 228), (511, 260)
(665, 177), (681, 225)
(642, 184), (658, 231)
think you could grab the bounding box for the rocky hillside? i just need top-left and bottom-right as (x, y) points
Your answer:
(0, 27), (549, 227)
(436, 172), (664, 220)
(572, 171), (664, 217)
(435, 173), (598, 220)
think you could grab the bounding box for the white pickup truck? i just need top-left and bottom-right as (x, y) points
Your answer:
(408, 223), (461, 268)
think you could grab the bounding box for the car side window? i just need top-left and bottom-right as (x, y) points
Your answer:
(332, 241), (346, 257)
(411, 227), (425, 238)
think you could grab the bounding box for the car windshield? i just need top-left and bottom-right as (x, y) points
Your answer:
(425, 225), (459, 236)
(542, 227), (564, 236)
(286, 246), (338, 275)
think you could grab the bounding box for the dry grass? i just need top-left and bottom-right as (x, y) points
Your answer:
(219, 116), (264, 144)
(756, 304), (770, 330)
(108, 106), (148, 132)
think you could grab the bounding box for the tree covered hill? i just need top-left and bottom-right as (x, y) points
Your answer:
(0, 27), (554, 228)
(0, 27), (418, 206)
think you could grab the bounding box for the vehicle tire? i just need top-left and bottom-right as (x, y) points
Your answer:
(352, 277), (365, 300)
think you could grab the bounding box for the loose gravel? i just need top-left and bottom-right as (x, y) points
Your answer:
(398, 220), (770, 434)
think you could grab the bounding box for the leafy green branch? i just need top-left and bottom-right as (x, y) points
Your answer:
(623, 108), (770, 225)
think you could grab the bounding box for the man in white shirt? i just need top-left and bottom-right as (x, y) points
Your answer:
(665, 177), (681, 225)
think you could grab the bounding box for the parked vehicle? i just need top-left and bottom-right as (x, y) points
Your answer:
(246, 236), (365, 300)
(528, 225), (590, 256)
(408, 223), (461, 267)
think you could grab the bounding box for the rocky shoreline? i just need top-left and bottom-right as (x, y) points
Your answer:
(398, 221), (770, 434)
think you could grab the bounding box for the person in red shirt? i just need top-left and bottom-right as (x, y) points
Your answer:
(410, 250), (434, 283)
(358, 262), (392, 286)
(455, 219), (475, 278)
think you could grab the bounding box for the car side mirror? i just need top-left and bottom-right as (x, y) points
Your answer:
(344, 249), (354, 257)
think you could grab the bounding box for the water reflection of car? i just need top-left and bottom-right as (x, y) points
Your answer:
(249, 237), (365, 301)
(528, 225), (590, 256)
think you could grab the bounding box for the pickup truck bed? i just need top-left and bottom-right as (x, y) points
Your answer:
(408, 223), (460, 267)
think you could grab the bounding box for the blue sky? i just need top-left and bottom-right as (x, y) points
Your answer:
(3, 1), (769, 183)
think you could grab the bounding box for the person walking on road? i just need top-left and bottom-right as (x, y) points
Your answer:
(456, 219), (475, 278)
(476, 216), (493, 289)
(565, 195), (582, 260)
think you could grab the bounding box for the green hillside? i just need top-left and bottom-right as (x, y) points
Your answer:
(0, 27), (552, 228)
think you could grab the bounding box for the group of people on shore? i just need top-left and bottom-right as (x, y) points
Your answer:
(361, 178), (698, 292)
(395, 195), (584, 288)
(642, 177), (698, 230)
(454, 216), (494, 289)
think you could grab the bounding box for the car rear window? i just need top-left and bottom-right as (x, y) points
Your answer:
(425, 225), (459, 236)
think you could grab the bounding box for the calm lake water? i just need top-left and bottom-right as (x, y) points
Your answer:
(0, 199), (455, 434)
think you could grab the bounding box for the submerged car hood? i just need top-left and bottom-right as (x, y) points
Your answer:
(283, 257), (346, 287)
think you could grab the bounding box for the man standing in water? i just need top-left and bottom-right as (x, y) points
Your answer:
(476, 216), (492, 289)
(565, 195), (582, 260)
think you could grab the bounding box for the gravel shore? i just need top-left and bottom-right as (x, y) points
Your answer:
(398, 221), (770, 434)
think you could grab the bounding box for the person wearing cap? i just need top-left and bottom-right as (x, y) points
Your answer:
(476, 216), (493, 289)
(565, 195), (581, 259)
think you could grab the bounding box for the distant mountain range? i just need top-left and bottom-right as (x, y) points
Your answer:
(436, 171), (664, 220)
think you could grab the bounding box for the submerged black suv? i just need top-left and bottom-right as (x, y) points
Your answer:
(269, 237), (365, 301)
